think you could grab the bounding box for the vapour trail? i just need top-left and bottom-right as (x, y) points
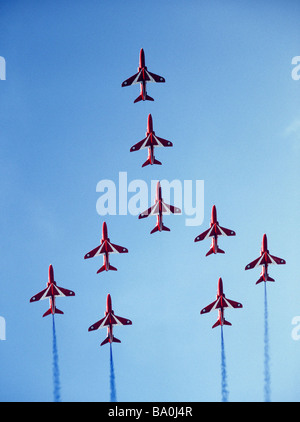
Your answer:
(264, 282), (271, 402)
(221, 326), (229, 402)
(110, 343), (117, 402)
(52, 315), (61, 402)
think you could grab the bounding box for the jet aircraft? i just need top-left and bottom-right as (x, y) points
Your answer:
(88, 294), (132, 346)
(130, 114), (172, 167)
(138, 181), (181, 234)
(194, 205), (235, 256)
(30, 264), (75, 317)
(121, 48), (165, 103)
(200, 277), (242, 328)
(245, 233), (286, 284)
(84, 222), (128, 274)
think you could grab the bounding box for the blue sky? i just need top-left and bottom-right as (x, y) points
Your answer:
(0, 0), (299, 402)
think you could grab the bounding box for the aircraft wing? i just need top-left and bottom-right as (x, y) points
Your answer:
(112, 314), (132, 326)
(30, 287), (49, 302)
(130, 136), (150, 152)
(218, 225), (236, 237)
(161, 202), (181, 214)
(223, 297), (243, 309)
(268, 253), (286, 265)
(245, 256), (262, 270)
(130, 135), (173, 152)
(56, 286), (75, 297)
(200, 298), (220, 314)
(139, 203), (160, 218)
(88, 315), (109, 331)
(194, 224), (225, 241)
(84, 244), (103, 259)
(109, 242), (128, 254)
(154, 135), (173, 147)
(194, 227), (211, 242)
(146, 70), (165, 83)
(122, 72), (141, 87)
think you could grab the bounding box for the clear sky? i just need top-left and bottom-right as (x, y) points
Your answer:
(0, 0), (299, 402)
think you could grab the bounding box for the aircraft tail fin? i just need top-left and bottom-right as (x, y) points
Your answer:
(162, 224), (170, 232)
(150, 225), (159, 234)
(134, 94), (143, 103)
(142, 157), (162, 167)
(134, 94), (154, 103)
(212, 319), (231, 328)
(43, 308), (52, 318)
(206, 246), (225, 256)
(100, 336), (121, 347)
(150, 224), (170, 234)
(212, 319), (221, 329)
(97, 264), (117, 274)
(42, 307), (64, 318)
(206, 247), (214, 257)
(100, 337), (110, 346)
(256, 274), (275, 284)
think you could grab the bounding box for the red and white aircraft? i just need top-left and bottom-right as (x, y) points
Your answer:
(200, 277), (243, 328)
(130, 114), (173, 167)
(194, 205), (235, 256)
(139, 181), (181, 234)
(122, 48), (165, 103)
(30, 264), (75, 317)
(245, 233), (286, 284)
(84, 222), (128, 274)
(88, 294), (132, 346)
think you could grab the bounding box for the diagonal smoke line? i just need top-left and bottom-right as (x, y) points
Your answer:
(109, 343), (117, 402)
(264, 282), (271, 402)
(52, 315), (61, 402)
(221, 326), (229, 402)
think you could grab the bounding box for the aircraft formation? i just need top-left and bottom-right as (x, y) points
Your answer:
(30, 48), (286, 348)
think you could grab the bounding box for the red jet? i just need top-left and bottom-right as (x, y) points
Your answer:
(130, 114), (173, 167)
(88, 294), (132, 346)
(139, 181), (181, 234)
(200, 277), (243, 328)
(194, 205), (235, 256)
(84, 222), (128, 274)
(30, 264), (75, 317)
(245, 233), (286, 284)
(122, 48), (165, 103)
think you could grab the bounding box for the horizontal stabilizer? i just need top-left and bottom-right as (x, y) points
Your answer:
(150, 225), (159, 234)
(162, 224), (170, 232)
(42, 308), (52, 318)
(206, 247), (214, 257)
(142, 157), (162, 167)
(134, 94), (154, 103)
(100, 337), (110, 346)
(256, 275), (275, 284)
(113, 336), (121, 344)
(212, 319), (220, 329)
(134, 94), (143, 103)
(97, 264), (118, 274)
(142, 158), (151, 167)
(217, 248), (225, 254)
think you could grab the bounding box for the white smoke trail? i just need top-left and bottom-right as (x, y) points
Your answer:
(221, 326), (229, 402)
(52, 315), (61, 402)
(264, 282), (271, 402)
(109, 343), (117, 402)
